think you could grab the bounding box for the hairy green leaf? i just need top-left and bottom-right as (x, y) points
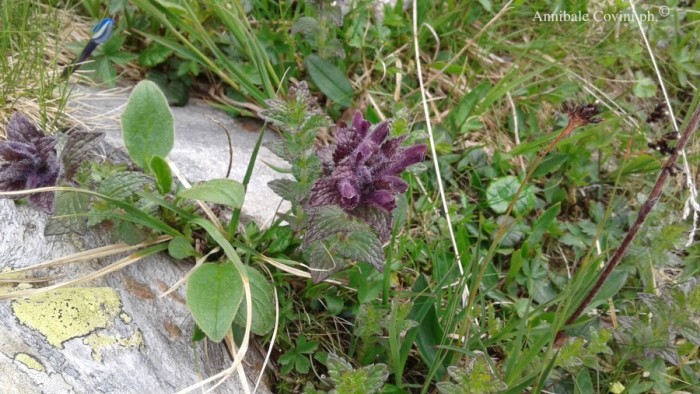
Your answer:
(149, 156), (172, 195)
(186, 262), (243, 342)
(268, 178), (309, 205)
(168, 236), (197, 259)
(45, 191), (90, 236)
(233, 267), (275, 335)
(178, 179), (245, 208)
(327, 353), (388, 394)
(97, 172), (150, 200)
(121, 80), (174, 169)
(304, 54), (353, 107)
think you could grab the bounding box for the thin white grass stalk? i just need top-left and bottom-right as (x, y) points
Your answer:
(628, 0), (700, 246)
(412, 2), (463, 276)
(253, 264), (279, 394)
(219, 334), (251, 394)
(422, 23), (440, 61)
(394, 57), (403, 102)
(507, 92), (526, 171)
(0, 248), (155, 300)
(159, 247), (220, 298)
(257, 255), (346, 286)
(0, 274), (63, 283)
(0, 234), (172, 276)
(366, 93), (385, 121)
(167, 158), (226, 235)
(176, 290), (252, 394)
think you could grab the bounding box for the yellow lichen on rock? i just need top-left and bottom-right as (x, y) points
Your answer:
(12, 287), (123, 348)
(14, 353), (45, 372)
(83, 329), (144, 362)
(119, 312), (132, 323)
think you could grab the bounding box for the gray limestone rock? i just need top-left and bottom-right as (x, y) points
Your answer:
(0, 87), (283, 393)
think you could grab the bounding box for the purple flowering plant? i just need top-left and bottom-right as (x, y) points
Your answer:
(308, 111), (427, 241)
(0, 113), (61, 213)
(263, 83), (426, 282)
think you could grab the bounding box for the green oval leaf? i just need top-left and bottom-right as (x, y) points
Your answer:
(121, 80), (174, 169)
(233, 267), (275, 335)
(304, 54), (353, 107)
(186, 262), (243, 342)
(150, 155), (172, 195)
(486, 175), (534, 215)
(168, 236), (197, 259)
(177, 179), (245, 208)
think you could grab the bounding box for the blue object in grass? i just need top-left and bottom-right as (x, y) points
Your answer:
(63, 18), (115, 77)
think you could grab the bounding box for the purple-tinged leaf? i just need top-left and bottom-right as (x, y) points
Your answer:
(6, 113), (44, 142)
(0, 113), (60, 213)
(60, 131), (105, 180)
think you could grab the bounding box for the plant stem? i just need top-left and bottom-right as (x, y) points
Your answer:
(555, 97), (700, 345)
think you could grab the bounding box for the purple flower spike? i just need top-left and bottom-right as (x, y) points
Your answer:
(307, 111), (427, 241)
(0, 113), (60, 213)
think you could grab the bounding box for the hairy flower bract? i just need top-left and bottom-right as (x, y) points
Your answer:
(307, 111), (426, 241)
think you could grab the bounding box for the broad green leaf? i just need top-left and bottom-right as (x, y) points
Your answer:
(59, 131), (104, 180)
(268, 179), (309, 205)
(121, 80), (175, 169)
(45, 191), (90, 236)
(449, 82), (490, 134)
(527, 203), (560, 245)
(574, 367), (594, 394)
(324, 293), (344, 315)
(113, 220), (148, 245)
(97, 172), (150, 199)
(186, 262), (243, 342)
(139, 44), (173, 67)
(168, 236), (197, 259)
(305, 238), (343, 283)
(336, 230), (385, 272)
(588, 268), (628, 310)
(304, 54), (353, 107)
(532, 154), (568, 177)
(401, 275), (446, 375)
(178, 179), (245, 208)
(233, 267), (275, 336)
(292, 16), (320, 35)
(633, 74), (657, 98)
(486, 176), (535, 215)
(305, 205), (368, 244)
(149, 156), (172, 195)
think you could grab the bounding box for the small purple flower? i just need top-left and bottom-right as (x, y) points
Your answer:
(307, 111), (426, 241)
(0, 113), (60, 213)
